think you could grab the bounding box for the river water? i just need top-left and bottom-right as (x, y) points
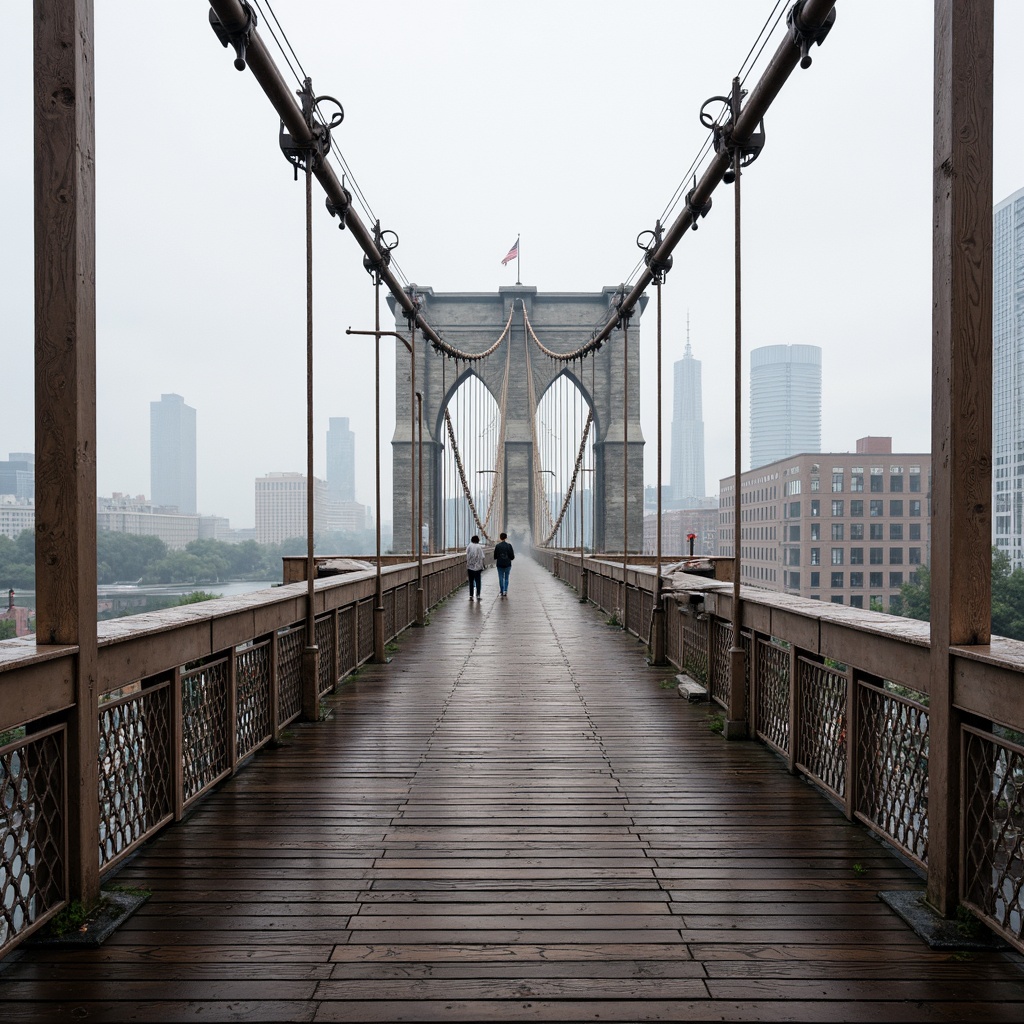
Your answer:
(11, 581), (279, 614)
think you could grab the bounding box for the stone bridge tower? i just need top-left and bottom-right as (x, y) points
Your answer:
(390, 285), (645, 553)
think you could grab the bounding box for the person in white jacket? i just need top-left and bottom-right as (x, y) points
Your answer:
(466, 535), (485, 600)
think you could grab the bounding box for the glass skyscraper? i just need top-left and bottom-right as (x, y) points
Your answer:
(327, 417), (356, 503)
(150, 393), (196, 514)
(670, 333), (706, 504)
(749, 344), (822, 470)
(993, 187), (1024, 568)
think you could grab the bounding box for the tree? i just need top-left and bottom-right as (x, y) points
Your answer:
(900, 565), (931, 622)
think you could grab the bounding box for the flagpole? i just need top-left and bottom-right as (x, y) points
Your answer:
(516, 235), (521, 286)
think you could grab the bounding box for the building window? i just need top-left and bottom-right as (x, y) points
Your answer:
(870, 523), (883, 540)
(870, 572), (884, 588)
(831, 548), (844, 565)
(850, 571), (864, 587)
(890, 500), (904, 517)
(831, 595), (844, 604)
(789, 524), (800, 542)
(810, 522), (820, 541)
(831, 500), (844, 517)
(810, 571), (820, 588)
(831, 523), (844, 541)
(850, 594), (864, 608)
(786, 548), (800, 566)
(788, 571), (800, 589)
(811, 477), (821, 492)
(832, 473), (844, 492)
(909, 468), (921, 492)
(890, 547), (904, 564)
(889, 475), (904, 492)
(850, 523), (864, 541)
(870, 548), (884, 565)
(870, 500), (883, 517)
(851, 473), (864, 493)
(909, 547), (921, 565)
(890, 571), (904, 588)
(810, 548), (821, 565)
(850, 547), (864, 565)
(790, 501), (800, 518)
(870, 468), (884, 492)
(831, 571), (844, 588)
(909, 523), (922, 541)
(890, 523), (904, 540)
(909, 500), (921, 516)
(889, 594), (903, 612)
(850, 500), (864, 517)
(811, 500), (820, 517)
(786, 480), (802, 496)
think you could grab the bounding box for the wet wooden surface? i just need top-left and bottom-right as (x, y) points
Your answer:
(3, 557), (1023, 1021)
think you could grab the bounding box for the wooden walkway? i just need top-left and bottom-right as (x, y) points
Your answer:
(3, 557), (1024, 1021)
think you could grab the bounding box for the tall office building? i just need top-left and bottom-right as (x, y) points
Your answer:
(150, 393), (196, 514)
(994, 187), (1024, 568)
(0, 454), (34, 502)
(255, 472), (329, 545)
(670, 328), (706, 505)
(326, 417), (356, 503)
(749, 344), (821, 470)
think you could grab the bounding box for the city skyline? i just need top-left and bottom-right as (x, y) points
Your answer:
(4, 5), (1024, 530)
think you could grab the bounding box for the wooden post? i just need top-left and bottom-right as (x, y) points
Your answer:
(928, 0), (993, 916)
(33, 0), (99, 907)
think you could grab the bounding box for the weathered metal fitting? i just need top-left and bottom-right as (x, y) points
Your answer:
(685, 188), (713, 231)
(325, 193), (350, 230)
(209, 1), (257, 71)
(787, 0), (837, 70)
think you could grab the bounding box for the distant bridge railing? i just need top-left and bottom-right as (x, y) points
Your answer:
(0, 554), (466, 958)
(537, 547), (1024, 954)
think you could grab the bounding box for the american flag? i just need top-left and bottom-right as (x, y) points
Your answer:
(501, 237), (519, 265)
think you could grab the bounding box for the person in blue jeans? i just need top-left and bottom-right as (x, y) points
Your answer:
(466, 535), (485, 600)
(494, 532), (515, 597)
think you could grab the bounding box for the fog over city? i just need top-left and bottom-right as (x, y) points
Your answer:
(3, 2), (1023, 530)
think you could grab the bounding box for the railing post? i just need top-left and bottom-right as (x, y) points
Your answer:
(928, 0), (993, 917)
(227, 647), (238, 773)
(269, 630), (281, 743)
(171, 666), (184, 822)
(33, 0), (99, 910)
(302, 643), (320, 722)
(844, 668), (856, 821)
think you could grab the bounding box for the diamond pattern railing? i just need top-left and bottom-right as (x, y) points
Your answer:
(755, 639), (791, 757)
(682, 613), (709, 686)
(855, 678), (929, 867)
(796, 658), (847, 802)
(97, 684), (173, 870)
(277, 625), (304, 727)
(181, 658), (231, 805)
(236, 641), (273, 762)
(962, 725), (1024, 950)
(315, 616), (336, 697)
(0, 725), (66, 952)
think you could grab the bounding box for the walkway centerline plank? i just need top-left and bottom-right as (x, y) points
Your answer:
(2, 557), (1023, 1021)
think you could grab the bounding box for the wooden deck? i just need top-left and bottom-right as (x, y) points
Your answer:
(3, 557), (1023, 1021)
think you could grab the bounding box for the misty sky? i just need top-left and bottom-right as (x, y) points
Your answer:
(3, 2), (1022, 530)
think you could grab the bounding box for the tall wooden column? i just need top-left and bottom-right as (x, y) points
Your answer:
(928, 0), (993, 916)
(34, 0), (100, 905)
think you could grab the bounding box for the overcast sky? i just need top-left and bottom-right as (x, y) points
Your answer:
(3, 2), (1022, 530)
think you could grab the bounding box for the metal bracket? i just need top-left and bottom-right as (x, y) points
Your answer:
(363, 221), (399, 281)
(279, 79), (344, 181)
(401, 286), (421, 327)
(787, 0), (837, 69)
(700, 92), (766, 184)
(209, 1), (257, 72)
(684, 184), (713, 231)
(638, 221), (673, 282)
(325, 194), (350, 230)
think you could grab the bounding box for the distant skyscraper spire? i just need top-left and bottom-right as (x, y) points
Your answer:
(327, 417), (356, 503)
(670, 314), (706, 505)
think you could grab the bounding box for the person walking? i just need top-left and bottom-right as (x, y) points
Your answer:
(466, 534), (485, 600)
(494, 532), (515, 597)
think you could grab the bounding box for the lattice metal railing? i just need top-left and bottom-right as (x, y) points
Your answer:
(681, 613), (709, 686)
(625, 586), (644, 637)
(665, 602), (683, 666)
(796, 657), (847, 802)
(855, 678), (929, 867)
(181, 658), (231, 805)
(357, 600), (373, 663)
(315, 615), (336, 696)
(756, 639), (791, 756)
(236, 641), (272, 761)
(339, 605), (357, 676)
(0, 725), (67, 954)
(277, 625), (304, 726)
(710, 619), (733, 707)
(962, 724), (1024, 951)
(97, 683), (173, 870)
